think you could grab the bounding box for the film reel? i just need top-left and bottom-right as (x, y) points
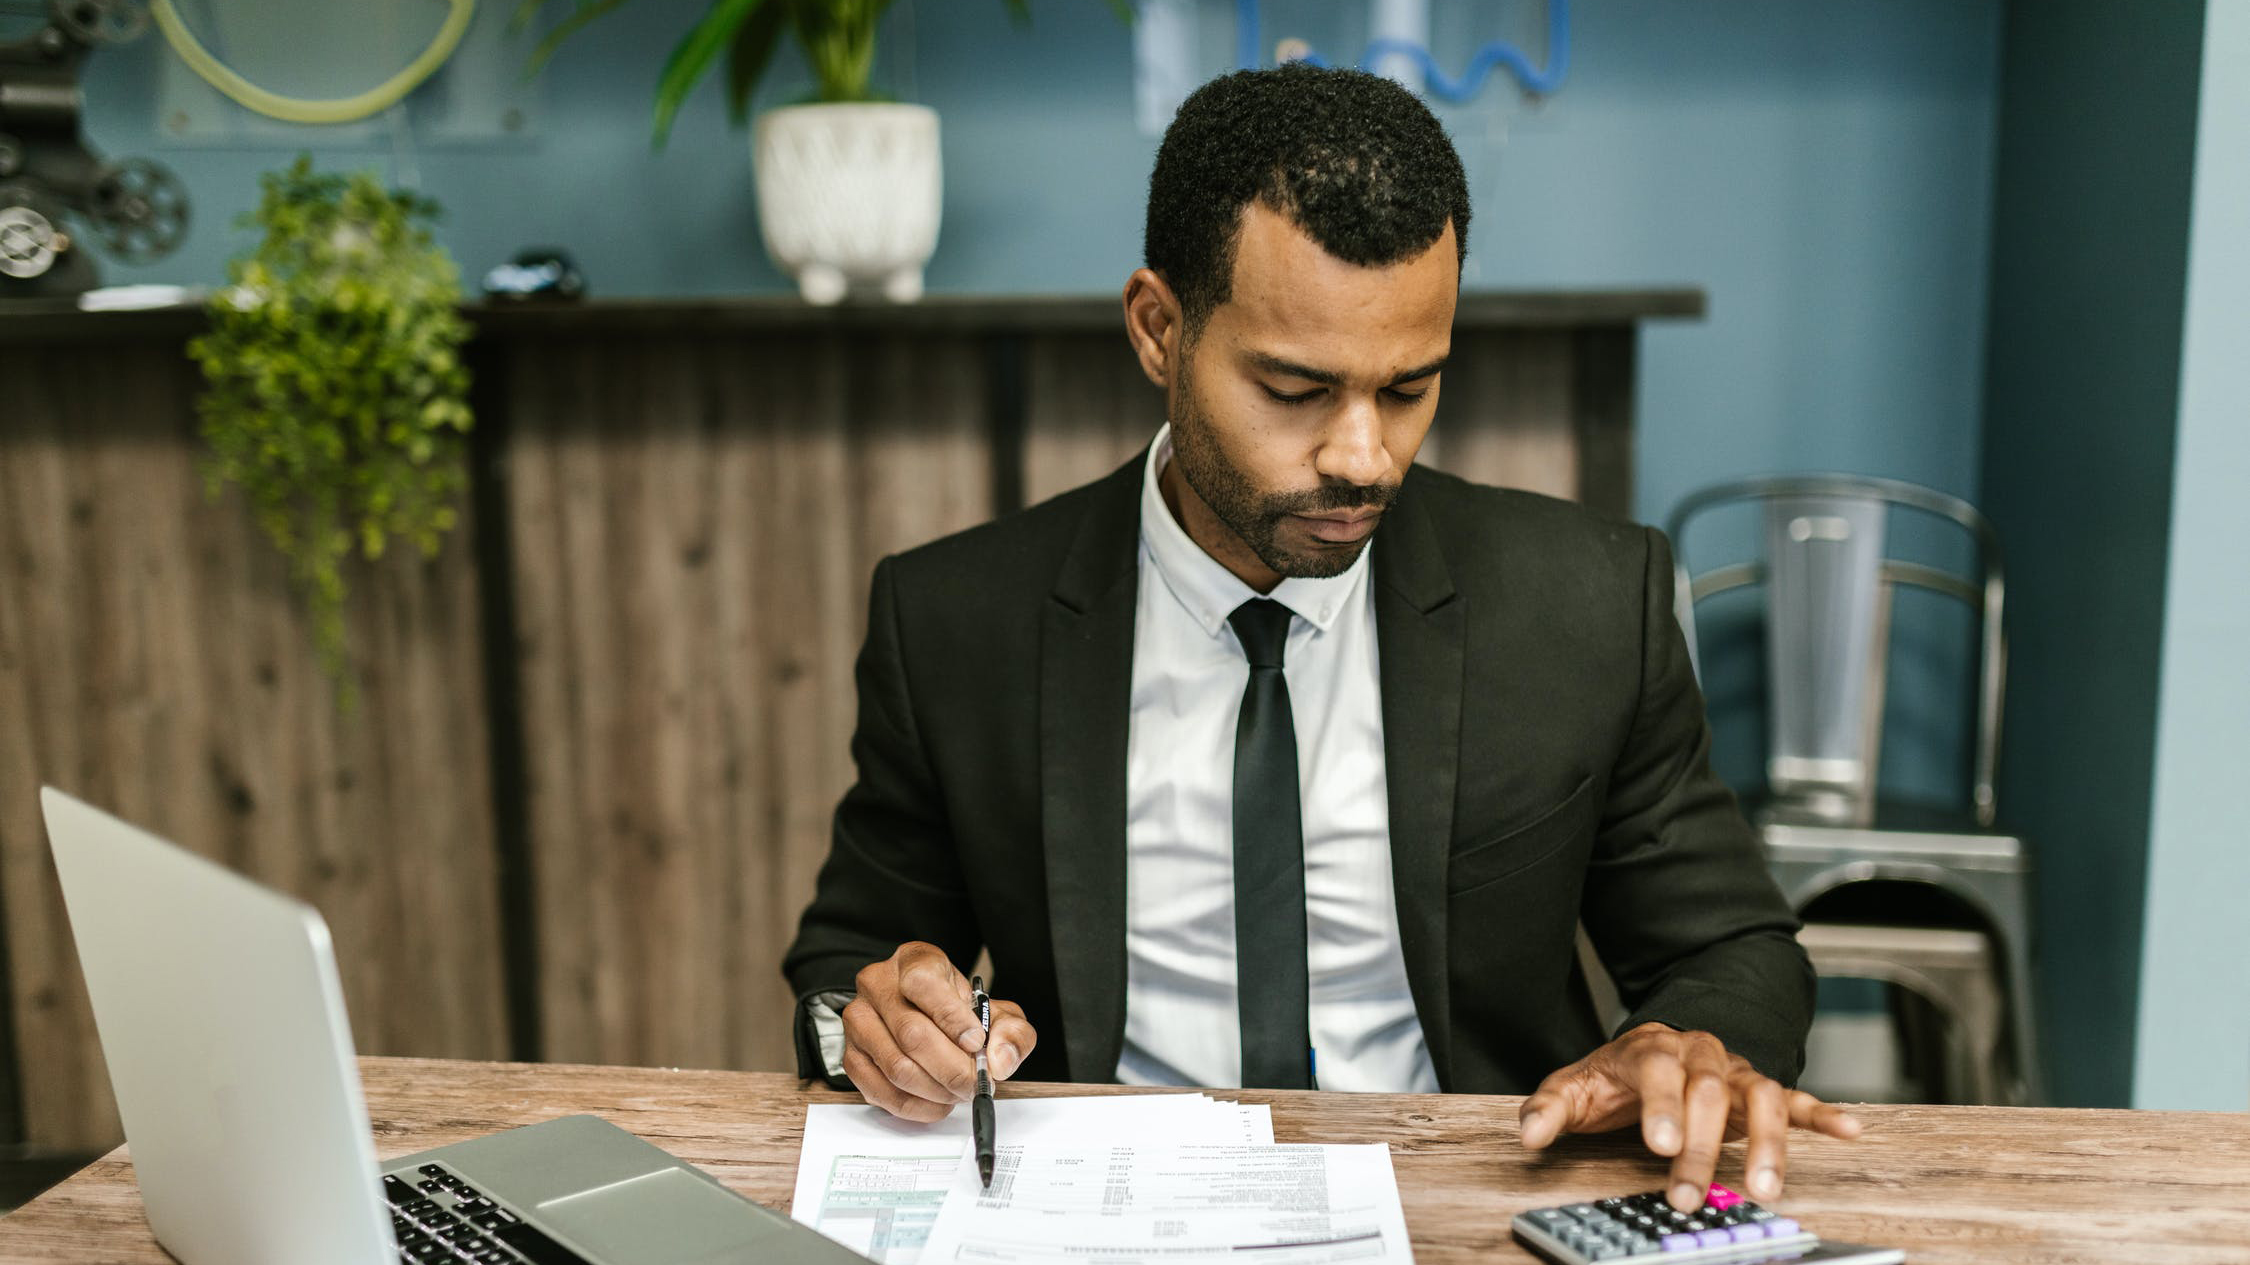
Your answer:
(0, 188), (65, 279)
(51, 0), (150, 46)
(88, 156), (187, 262)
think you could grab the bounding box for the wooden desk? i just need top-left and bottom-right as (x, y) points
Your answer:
(1, 1057), (2243, 1263)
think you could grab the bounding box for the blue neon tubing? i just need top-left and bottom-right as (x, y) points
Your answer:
(1233, 0), (1570, 101)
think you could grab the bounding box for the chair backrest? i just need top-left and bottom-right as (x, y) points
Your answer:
(1666, 474), (2006, 828)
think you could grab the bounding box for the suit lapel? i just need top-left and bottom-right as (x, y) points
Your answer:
(1040, 455), (1145, 1083)
(1374, 468), (1463, 1089)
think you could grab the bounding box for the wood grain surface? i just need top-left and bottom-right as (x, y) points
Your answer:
(1022, 331), (1166, 505)
(0, 349), (508, 1150)
(1420, 329), (1581, 500)
(502, 332), (993, 1077)
(0, 1056), (2242, 1264)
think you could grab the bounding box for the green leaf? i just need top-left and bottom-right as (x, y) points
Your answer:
(725, 0), (789, 126)
(652, 0), (768, 149)
(192, 155), (473, 710)
(801, 0), (885, 102)
(525, 0), (633, 76)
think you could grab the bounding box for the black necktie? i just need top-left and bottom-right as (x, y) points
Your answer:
(1227, 597), (1312, 1090)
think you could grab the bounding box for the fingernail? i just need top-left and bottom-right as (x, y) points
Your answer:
(958, 1029), (983, 1052)
(993, 1043), (1021, 1078)
(1519, 1108), (1545, 1137)
(1672, 1183), (1702, 1212)
(1750, 1167), (1780, 1199)
(1650, 1119), (1680, 1152)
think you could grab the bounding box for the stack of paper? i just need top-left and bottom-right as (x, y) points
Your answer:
(792, 1093), (1274, 1263)
(921, 1141), (1414, 1263)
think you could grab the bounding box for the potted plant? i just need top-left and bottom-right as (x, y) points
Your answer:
(189, 156), (474, 706)
(519, 0), (1127, 304)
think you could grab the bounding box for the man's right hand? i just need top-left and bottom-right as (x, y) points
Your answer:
(842, 942), (1038, 1122)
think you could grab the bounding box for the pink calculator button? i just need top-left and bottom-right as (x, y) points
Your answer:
(1704, 1184), (1742, 1211)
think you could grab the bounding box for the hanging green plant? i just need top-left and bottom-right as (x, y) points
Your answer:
(188, 155), (474, 708)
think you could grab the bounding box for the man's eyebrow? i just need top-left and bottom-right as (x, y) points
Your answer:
(1244, 350), (1344, 386)
(1242, 351), (1451, 387)
(1390, 355), (1449, 384)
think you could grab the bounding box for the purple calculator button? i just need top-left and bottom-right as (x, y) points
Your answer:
(1763, 1217), (1801, 1238)
(1696, 1229), (1733, 1247)
(1729, 1225), (1766, 1243)
(1659, 1233), (1700, 1252)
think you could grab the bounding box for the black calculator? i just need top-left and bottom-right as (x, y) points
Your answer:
(1511, 1183), (1903, 1264)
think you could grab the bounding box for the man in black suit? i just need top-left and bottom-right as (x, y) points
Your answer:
(786, 64), (1858, 1213)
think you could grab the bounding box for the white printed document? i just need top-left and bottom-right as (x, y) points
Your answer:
(919, 1142), (1415, 1264)
(792, 1095), (1274, 1263)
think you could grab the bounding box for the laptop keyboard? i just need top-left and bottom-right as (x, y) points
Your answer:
(383, 1163), (594, 1265)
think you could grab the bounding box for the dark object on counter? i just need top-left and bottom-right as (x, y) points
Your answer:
(0, 0), (189, 299)
(482, 248), (585, 301)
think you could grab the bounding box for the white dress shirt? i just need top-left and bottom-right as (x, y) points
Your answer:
(1115, 426), (1440, 1093)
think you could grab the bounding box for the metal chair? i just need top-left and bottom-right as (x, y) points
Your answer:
(1666, 474), (2040, 1104)
(1796, 922), (2006, 1104)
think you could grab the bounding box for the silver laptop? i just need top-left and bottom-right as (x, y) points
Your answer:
(40, 787), (869, 1265)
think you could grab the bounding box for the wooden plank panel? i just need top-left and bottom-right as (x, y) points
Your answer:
(0, 346), (508, 1149)
(1421, 329), (1580, 500)
(508, 332), (993, 1075)
(1573, 327), (1638, 518)
(1022, 332), (1164, 507)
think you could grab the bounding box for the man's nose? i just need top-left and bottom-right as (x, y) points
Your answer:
(1314, 398), (1390, 487)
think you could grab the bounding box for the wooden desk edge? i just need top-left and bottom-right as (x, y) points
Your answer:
(5, 1056), (2248, 1265)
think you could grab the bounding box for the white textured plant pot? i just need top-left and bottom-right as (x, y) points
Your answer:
(753, 103), (942, 305)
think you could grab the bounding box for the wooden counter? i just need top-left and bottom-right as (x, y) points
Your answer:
(0, 291), (1700, 1150)
(0, 1056), (2243, 1264)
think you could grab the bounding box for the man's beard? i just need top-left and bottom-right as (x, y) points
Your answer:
(1168, 365), (1399, 580)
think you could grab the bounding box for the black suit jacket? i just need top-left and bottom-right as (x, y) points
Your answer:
(784, 454), (1814, 1092)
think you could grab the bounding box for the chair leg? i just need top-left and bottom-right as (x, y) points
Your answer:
(1888, 984), (1946, 1101)
(1803, 925), (2012, 1105)
(1959, 964), (2006, 1105)
(2001, 934), (2043, 1104)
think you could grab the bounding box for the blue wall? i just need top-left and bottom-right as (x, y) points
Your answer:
(1977, 0), (2207, 1109)
(2133, 0), (2249, 1112)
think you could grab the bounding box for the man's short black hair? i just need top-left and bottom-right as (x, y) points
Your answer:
(1145, 62), (1471, 331)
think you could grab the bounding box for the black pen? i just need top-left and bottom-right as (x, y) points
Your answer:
(970, 975), (995, 1188)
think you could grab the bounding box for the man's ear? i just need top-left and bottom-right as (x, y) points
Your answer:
(1121, 268), (1185, 390)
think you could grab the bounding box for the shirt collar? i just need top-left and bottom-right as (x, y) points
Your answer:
(1138, 424), (1371, 639)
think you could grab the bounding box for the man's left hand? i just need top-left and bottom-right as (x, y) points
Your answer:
(1518, 1022), (1862, 1212)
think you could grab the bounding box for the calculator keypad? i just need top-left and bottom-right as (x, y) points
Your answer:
(1515, 1185), (1809, 1261)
